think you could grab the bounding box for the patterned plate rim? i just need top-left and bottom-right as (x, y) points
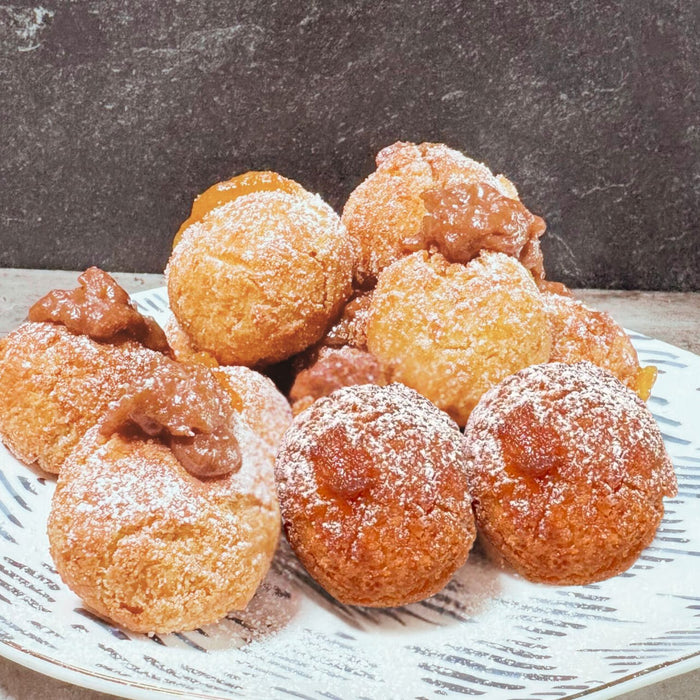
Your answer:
(1, 635), (699, 700)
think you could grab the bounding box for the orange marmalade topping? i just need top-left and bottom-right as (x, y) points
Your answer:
(100, 362), (241, 478)
(634, 365), (658, 402)
(497, 402), (568, 479)
(414, 181), (546, 275)
(28, 267), (171, 354)
(173, 170), (308, 247)
(309, 424), (379, 502)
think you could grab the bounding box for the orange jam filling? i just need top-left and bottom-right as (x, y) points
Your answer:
(173, 171), (308, 247)
(634, 365), (657, 401)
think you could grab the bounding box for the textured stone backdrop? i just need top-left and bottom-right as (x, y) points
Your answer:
(0, 1), (698, 289)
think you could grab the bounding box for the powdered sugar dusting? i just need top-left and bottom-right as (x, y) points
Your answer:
(55, 415), (276, 541)
(465, 361), (677, 582)
(277, 383), (466, 507)
(366, 250), (552, 425)
(275, 383), (475, 605)
(0, 321), (176, 473)
(342, 141), (521, 283)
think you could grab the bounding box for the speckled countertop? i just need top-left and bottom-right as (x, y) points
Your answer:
(0, 269), (698, 700)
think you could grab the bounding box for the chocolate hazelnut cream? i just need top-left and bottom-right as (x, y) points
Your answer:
(29, 266), (171, 354)
(414, 181), (546, 280)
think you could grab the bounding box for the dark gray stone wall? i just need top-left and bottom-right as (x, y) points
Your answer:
(0, 1), (698, 290)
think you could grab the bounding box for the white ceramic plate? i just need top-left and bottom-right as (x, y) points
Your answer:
(0, 287), (698, 700)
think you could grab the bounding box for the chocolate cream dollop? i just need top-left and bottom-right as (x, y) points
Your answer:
(100, 361), (242, 479)
(29, 266), (171, 354)
(413, 181), (547, 280)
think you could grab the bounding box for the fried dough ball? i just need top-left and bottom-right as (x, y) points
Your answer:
(466, 362), (677, 585)
(275, 383), (475, 607)
(213, 365), (292, 451)
(0, 322), (166, 473)
(366, 251), (551, 426)
(342, 141), (545, 284)
(48, 417), (279, 634)
(167, 172), (354, 366)
(0, 269), (179, 473)
(289, 345), (387, 415)
(542, 291), (656, 400)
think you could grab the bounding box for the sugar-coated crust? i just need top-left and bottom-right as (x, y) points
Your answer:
(367, 250), (552, 426)
(465, 362), (677, 585)
(542, 291), (654, 399)
(166, 188), (354, 366)
(275, 383), (476, 607)
(0, 322), (167, 473)
(321, 289), (374, 350)
(213, 365), (292, 451)
(48, 419), (280, 634)
(341, 141), (519, 284)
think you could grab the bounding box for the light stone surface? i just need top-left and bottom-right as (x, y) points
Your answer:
(575, 289), (700, 356)
(0, 269), (697, 699)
